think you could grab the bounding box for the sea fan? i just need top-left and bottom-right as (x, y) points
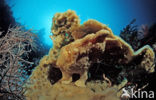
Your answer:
(0, 26), (36, 100)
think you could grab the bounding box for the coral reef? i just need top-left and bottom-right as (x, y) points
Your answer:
(24, 10), (155, 100)
(120, 21), (156, 94)
(120, 19), (156, 52)
(0, 26), (36, 100)
(120, 19), (140, 51)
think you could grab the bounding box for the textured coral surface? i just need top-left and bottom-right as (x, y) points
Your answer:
(24, 10), (155, 100)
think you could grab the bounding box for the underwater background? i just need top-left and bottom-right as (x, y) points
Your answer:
(0, 0), (156, 100)
(5, 0), (156, 46)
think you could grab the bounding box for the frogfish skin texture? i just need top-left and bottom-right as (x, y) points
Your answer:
(24, 10), (155, 100)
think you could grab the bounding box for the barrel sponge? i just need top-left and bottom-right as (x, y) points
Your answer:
(24, 10), (155, 100)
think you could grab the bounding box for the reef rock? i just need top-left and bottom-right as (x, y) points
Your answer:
(24, 10), (155, 100)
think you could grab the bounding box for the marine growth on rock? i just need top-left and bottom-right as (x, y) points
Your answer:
(24, 10), (155, 100)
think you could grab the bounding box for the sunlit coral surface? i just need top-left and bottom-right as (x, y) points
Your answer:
(24, 10), (155, 100)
